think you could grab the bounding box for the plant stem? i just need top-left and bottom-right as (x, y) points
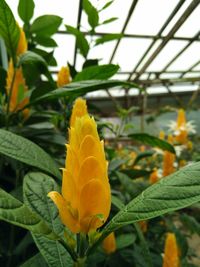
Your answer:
(6, 67), (17, 130)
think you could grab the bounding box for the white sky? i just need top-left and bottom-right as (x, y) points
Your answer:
(5, 0), (200, 97)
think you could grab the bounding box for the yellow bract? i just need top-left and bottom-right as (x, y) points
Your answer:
(57, 66), (71, 87)
(6, 25), (29, 117)
(16, 26), (27, 56)
(6, 61), (29, 117)
(102, 233), (116, 254)
(149, 169), (158, 184)
(163, 233), (179, 267)
(163, 135), (175, 177)
(48, 98), (111, 233)
(175, 109), (188, 144)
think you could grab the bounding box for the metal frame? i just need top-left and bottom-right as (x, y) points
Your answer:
(56, 0), (200, 92)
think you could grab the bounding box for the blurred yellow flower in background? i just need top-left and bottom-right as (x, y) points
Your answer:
(48, 98), (111, 233)
(162, 233), (179, 267)
(102, 232), (116, 254)
(6, 25), (29, 117)
(57, 66), (71, 87)
(163, 135), (175, 177)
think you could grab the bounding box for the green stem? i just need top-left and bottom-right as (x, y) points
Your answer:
(134, 222), (153, 267)
(6, 67), (17, 130)
(59, 238), (78, 262)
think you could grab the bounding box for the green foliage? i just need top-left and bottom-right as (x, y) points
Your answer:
(83, 0), (99, 29)
(0, 0), (20, 62)
(0, 188), (55, 238)
(65, 25), (89, 58)
(0, 129), (61, 178)
(18, 0), (35, 24)
(95, 34), (123, 45)
(116, 233), (136, 249)
(74, 64), (119, 81)
(31, 15), (62, 37)
(33, 80), (138, 103)
(23, 172), (75, 266)
(102, 161), (200, 236)
(129, 133), (175, 153)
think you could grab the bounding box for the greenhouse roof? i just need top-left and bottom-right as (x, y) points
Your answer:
(7, 0), (200, 97)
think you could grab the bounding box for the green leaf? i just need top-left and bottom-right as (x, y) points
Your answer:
(34, 36), (57, 47)
(18, 0), (35, 24)
(88, 161), (200, 255)
(74, 64), (119, 81)
(104, 161), (200, 235)
(101, 17), (118, 25)
(116, 233), (136, 249)
(31, 15), (62, 36)
(23, 172), (74, 267)
(111, 195), (125, 210)
(180, 214), (200, 235)
(19, 50), (47, 66)
(82, 59), (98, 69)
(32, 234), (74, 267)
(121, 169), (151, 179)
(95, 34), (123, 46)
(0, 129), (61, 178)
(83, 0), (99, 29)
(0, 0), (20, 61)
(133, 151), (155, 165)
(32, 80), (140, 103)
(20, 253), (47, 267)
(65, 25), (89, 58)
(23, 172), (63, 235)
(129, 133), (175, 154)
(99, 1), (114, 12)
(0, 188), (55, 238)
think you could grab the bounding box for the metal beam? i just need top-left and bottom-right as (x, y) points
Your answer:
(108, 0), (138, 63)
(73, 0), (83, 67)
(132, 0), (200, 81)
(180, 59), (200, 77)
(137, 76), (200, 86)
(127, 0), (185, 81)
(160, 30), (200, 72)
(58, 30), (200, 42)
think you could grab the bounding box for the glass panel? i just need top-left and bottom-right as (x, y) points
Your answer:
(175, 5), (200, 37)
(147, 40), (188, 71)
(168, 42), (200, 71)
(112, 38), (152, 72)
(125, 0), (179, 35)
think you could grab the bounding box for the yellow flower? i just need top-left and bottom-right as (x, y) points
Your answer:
(163, 233), (179, 267)
(70, 98), (88, 127)
(149, 169), (158, 184)
(16, 25), (27, 56)
(102, 233), (116, 254)
(48, 98), (111, 233)
(6, 60), (29, 117)
(57, 66), (71, 87)
(159, 130), (165, 140)
(163, 135), (175, 177)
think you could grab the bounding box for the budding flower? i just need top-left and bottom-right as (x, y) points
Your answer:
(162, 233), (179, 267)
(57, 66), (71, 87)
(102, 233), (116, 254)
(48, 98), (111, 233)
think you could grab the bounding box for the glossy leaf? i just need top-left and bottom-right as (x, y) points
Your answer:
(65, 25), (89, 58)
(88, 161), (200, 254)
(74, 64), (119, 81)
(101, 17), (118, 25)
(83, 0), (99, 29)
(31, 15), (62, 36)
(0, 0), (20, 61)
(129, 133), (175, 153)
(95, 34), (123, 46)
(32, 80), (140, 103)
(0, 188), (55, 238)
(34, 36), (57, 47)
(103, 161), (200, 235)
(18, 0), (35, 24)
(24, 172), (74, 267)
(0, 129), (61, 178)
